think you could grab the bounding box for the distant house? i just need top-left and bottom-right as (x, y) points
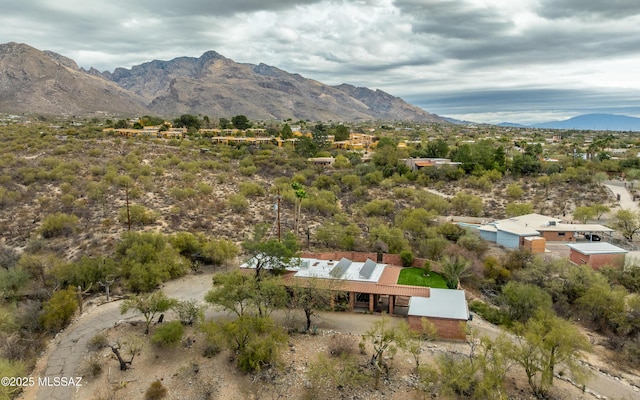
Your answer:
(403, 158), (462, 171)
(567, 243), (627, 269)
(307, 157), (334, 166)
(477, 213), (613, 250)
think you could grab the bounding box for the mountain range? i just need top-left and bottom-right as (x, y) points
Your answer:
(0, 42), (444, 122)
(500, 113), (640, 132)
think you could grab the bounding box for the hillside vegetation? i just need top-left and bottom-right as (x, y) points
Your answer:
(2, 115), (640, 399)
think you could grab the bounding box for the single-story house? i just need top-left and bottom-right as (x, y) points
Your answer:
(477, 213), (613, 250)
(567, 243), (628, 269)
(403, 158), (462, 171)
(240, 255), (469, 340)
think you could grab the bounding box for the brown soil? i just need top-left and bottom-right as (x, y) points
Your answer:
(77, 321), (590, 400)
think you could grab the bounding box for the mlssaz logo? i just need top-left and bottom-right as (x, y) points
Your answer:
(37, 377), (83, 387)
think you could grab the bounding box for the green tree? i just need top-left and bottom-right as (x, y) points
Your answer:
(40, 287), (78, 332)
(610, 209), (640, 240)
(359, 314), (406, 389)
(120, 291), (176, 334)
(451, 191), (483, 216)
(440, 254), (471, 289)
(241, 224), (299, 280)
(231, 115), (251, 130)
(592, 204), (610, 220)
(424, 138), (449, 158)
(205, 271), (288, 318)
(333, 124), (350, 141)
(290, 277), (336, 331)
(512, 311), (590, 397)
(280, 123), (293, 139)
(573, 206), (596, 223)
(207, 315), (287, 373)
(173, 114), (201, 131)
(505, 202), (534, 217)
(116, 232), (185, 292)
(500, 281), (553, 323)
(219, 117), (231, 129)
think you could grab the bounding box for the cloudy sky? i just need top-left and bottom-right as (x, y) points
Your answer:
(2, 0), (640, 124)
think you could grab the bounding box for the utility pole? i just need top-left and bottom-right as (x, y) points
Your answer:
(277, 188), (281, 241)
(125, 183), (131, 231)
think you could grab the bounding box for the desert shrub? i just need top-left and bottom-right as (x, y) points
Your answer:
(200, 239), (239, 266)
(169, 187), (197, 201)
(227, 193), (249, 212)
(238, 165), (257, 176)
(118, 204), (157, 226)
(457, 234), (489, 257)
(363, 170), (384, 186)
(239, 182), (265, 197)
(340, 174), (361, 190)
(39, 212), (79, 238)
(328, 335), (356, 357)
(469, 300), (507, 325)
(400, 250), (415, 267)
(151, 321), (185, 347)
(197, 182), (213, 195)
(437, 223), (465, 242)
(301, 190), (339, 216)
(423, 237), (449, 260)
(506, 183), (524, 199)
(362, 199), (395, 217)
(312, 175), (336, 190)
(172, 299), (203, 326)
(144, 380), (168, 400)
(88, 333), (109, 351)
(40, 287), (78, 332)
(0, 358), (26, 400)
(82, 354), (103, 378)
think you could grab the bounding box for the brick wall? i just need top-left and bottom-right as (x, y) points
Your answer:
(408, 316), (467, 340)
(589, 253), (625, 269)
(569, 249), (587, 265)
(541, 231), (575, 242)
(301, 251), (428, 267)
(569, 251), (626, 269)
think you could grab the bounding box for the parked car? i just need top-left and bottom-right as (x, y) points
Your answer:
(584, 234), (601, 241)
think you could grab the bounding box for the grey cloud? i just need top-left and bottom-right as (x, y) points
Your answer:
(127, 0), (323, 17)
(393, 0), (513, 40)
(441, 24), (640, 68)
(536, 0), (640, 20)
(407, 88), (640, 115)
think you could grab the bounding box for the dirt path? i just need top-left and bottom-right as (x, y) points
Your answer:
(19, 271), (640, 400)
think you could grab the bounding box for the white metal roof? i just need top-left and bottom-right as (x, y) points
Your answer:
(495, 221), (540, 236)
(292, 257), (385, 283)
(566, 243), (628, 255)
(537, 223), (613, 233)
(408, 289), (469, 320)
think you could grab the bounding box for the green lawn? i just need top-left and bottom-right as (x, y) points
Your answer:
(397, 268), (448, 288)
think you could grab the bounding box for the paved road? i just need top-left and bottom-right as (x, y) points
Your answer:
(604, 181), (640, 212)
(21, 272), (640, 400)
